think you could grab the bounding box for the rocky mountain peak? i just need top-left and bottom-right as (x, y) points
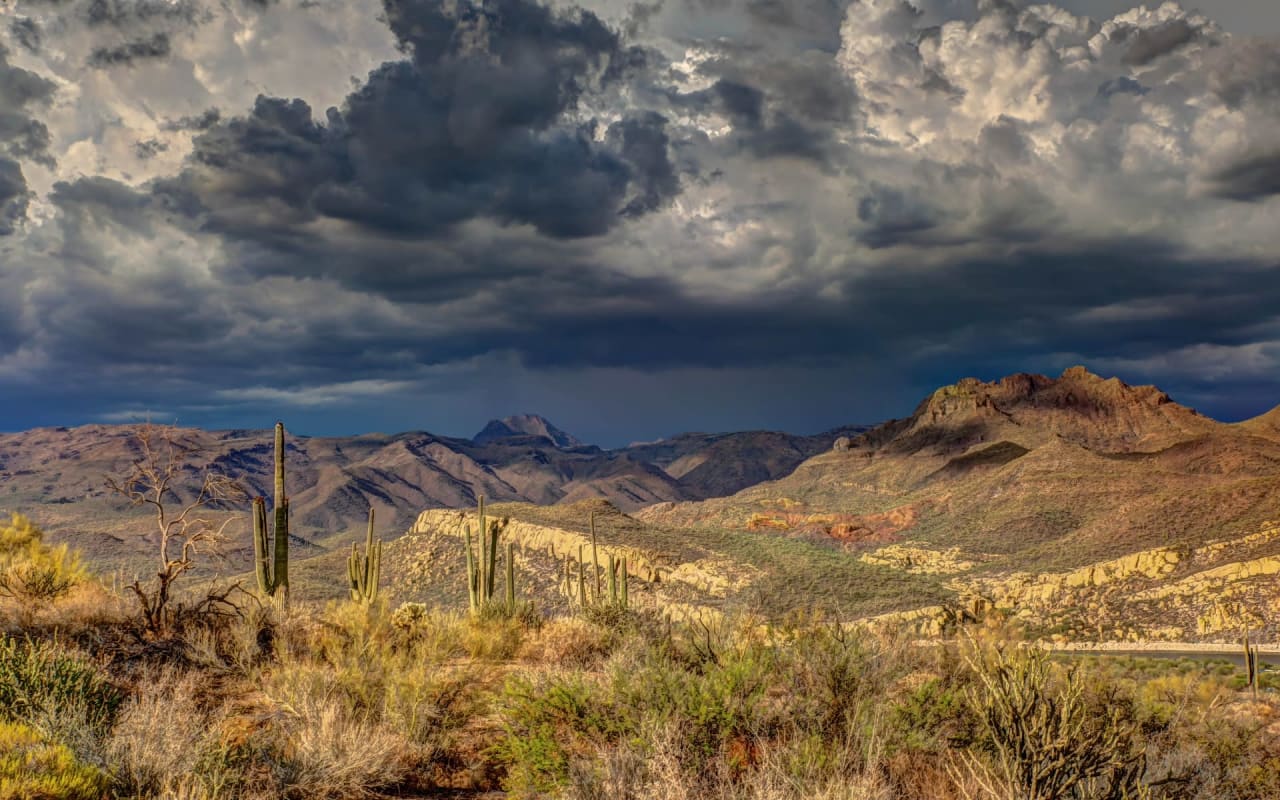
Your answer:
(881, 366), (1211, 454)
(472, 414), (585, 449)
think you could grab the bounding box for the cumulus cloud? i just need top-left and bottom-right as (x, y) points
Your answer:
(0, 0), (1279, 436)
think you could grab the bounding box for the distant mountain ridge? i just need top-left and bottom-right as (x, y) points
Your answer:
(0, 416), (863, 569)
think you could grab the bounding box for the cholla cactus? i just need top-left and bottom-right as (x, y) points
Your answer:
(963, 642), (1145, 800)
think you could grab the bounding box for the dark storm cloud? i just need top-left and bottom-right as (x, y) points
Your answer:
(856, 183), (942, 249)
(162, 108), (222, 132)
(0, 45), (56, 164)
(0, 158), (31, 235)
(660, 0), (858, 168)
(9, 18), (42, 52)
(133, 138), (168, 160)
(154, 0), (679, 245)
(671, 63), (851, 165)
(86, 32), (172, 67)
(1206, 150), (1280, 202)
(1114, 19), (1201, 66)
(5, 0), (1280, 436)
(0, 44), (56, 234)
(1207, 38), (1280, 109)
(82, 0), (204, 28)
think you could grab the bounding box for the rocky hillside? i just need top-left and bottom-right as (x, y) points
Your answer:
(640, 367), (1280, 574)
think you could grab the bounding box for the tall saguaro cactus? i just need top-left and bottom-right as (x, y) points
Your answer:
(349, 508), (382, 605)
(253, 422), (290, 606)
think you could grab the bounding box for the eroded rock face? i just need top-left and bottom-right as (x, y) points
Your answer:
(909, 521), (1280, 643)
(408, 506), (761, 598)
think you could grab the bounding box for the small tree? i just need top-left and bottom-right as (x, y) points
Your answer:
(105, 424), (245, 635)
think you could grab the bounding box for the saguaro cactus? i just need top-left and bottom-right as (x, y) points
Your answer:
(464, 495), (511, 613)
(348, 508), (382, 605)
(1244, 625), (1260, 699)
(591, 511), (602, 601)
(253, 422), (290, 606)
(560, 513), (629, 610)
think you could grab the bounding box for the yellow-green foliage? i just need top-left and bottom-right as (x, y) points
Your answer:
(0, 635), (122, 732)
(0, 720), (107, 800)
(0, 514), (88, 606)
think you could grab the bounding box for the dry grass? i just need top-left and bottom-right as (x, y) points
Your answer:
(107, 668), (233, 798)
(274, 692), (411, 798)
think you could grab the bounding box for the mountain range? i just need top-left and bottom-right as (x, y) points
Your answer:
(0, 414), (863, 570)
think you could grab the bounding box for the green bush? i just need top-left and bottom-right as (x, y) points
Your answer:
(0, 636), (122, 733)
(498, 673), (629, 794)
(0, 720), (107, 800)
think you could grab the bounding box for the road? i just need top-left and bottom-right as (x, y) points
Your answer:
(1050, 646), (1280, 668)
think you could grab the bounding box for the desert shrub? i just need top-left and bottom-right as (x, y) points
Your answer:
(272, 691), (412, 799)
(610, 634), (778, 781)
(107, 668), (237, 798)
(1141, 699), (1280, 800)
(576, 600), (633, 632)
(464, 613), (527, 661)
(0, 514), (88, 617)
(889, 676), (975, 755)
(0, 635), (122, 735)
(261, 602), (482, 794)
(519, 617), (617, 669)
(499, 672), (632, 795)
(961, 643), (1146, 800)
(0, 720), (108, 800)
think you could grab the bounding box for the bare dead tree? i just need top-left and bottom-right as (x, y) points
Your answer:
(105, 423), (246, 635)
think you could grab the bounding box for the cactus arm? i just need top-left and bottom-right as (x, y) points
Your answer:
(252, 497), (272, 594)
(465, 524), (479, 612)
(505, 541), (516, 609)
(273, 499), (290, 603)
(486, 521), (499, 603)
(348, 543), (361, 602)
(577, 545), (587, 607)
(591, 511), (601, 602)
(607, 554), (617, 604)
(369, 539), (381, 605)
(364, 508), (376, 593)
(273, 422), (286, 511)
(621, 558), (628, 608)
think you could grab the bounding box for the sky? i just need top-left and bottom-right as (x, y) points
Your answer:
(0, 0), (1278, 447)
